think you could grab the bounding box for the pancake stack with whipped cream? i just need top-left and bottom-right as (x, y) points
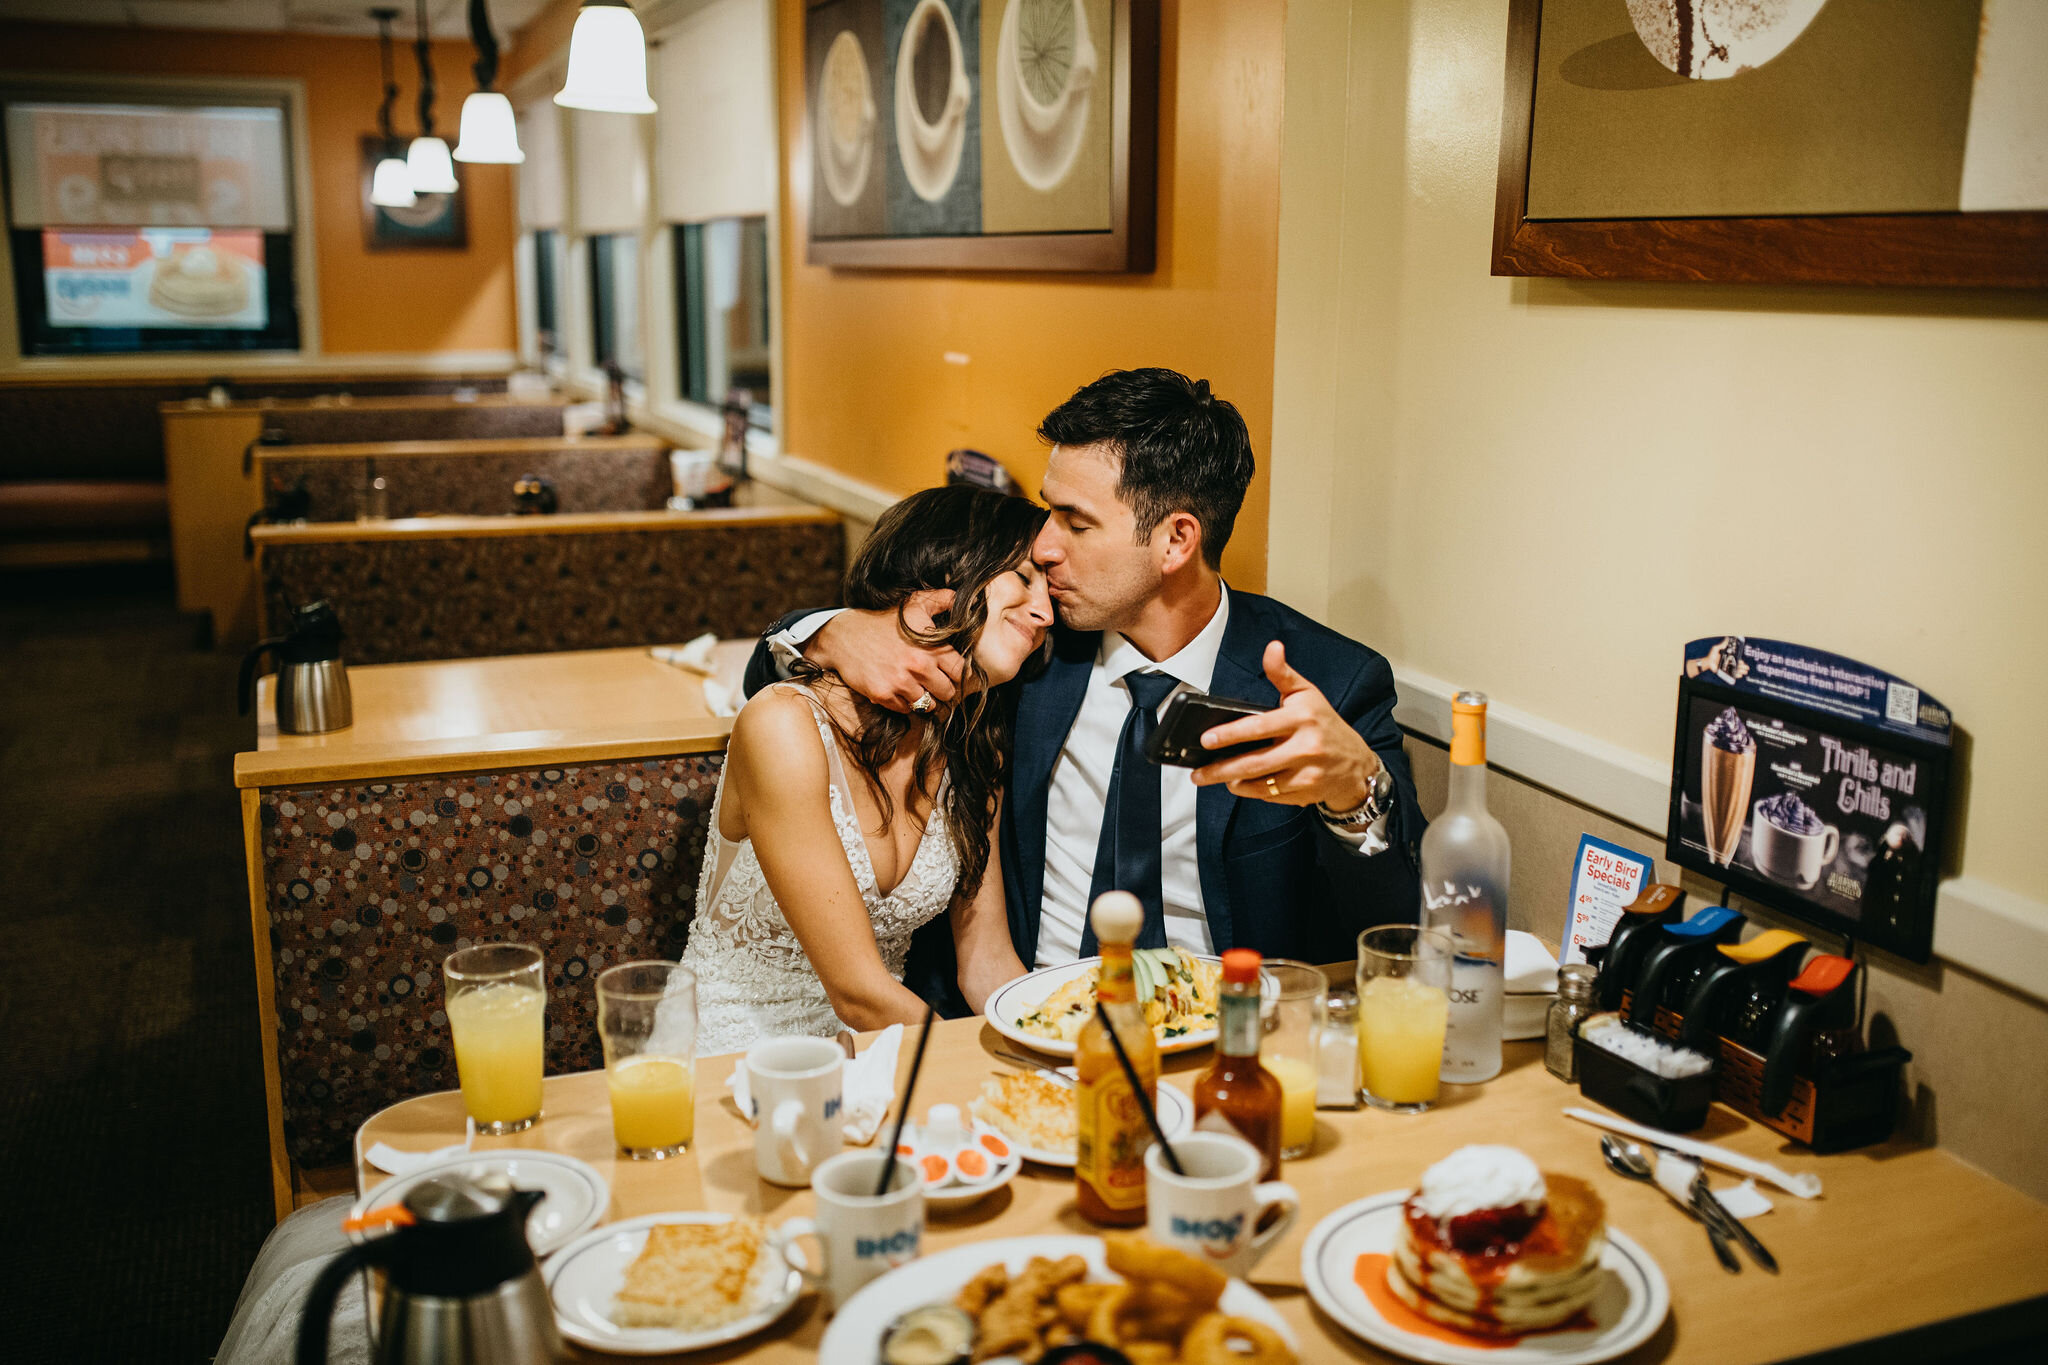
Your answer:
(1388, 1145), (1606, 1336)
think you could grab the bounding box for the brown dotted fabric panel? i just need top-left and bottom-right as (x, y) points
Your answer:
(260, 519), (845, 664)
(263, 447), (671, 522)
(262, 405), (564, 446)
(258, 756), (723, 1169)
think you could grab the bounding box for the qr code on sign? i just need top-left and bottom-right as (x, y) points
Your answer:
(1886, 681), (1919, 726)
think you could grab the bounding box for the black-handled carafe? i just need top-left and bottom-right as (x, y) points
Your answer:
(298, 1174), (563, 1365)
(1759, 954), (1858, 1119)
(239, 599), (353, 735)
(1591, 884), (1685, 1010)
(1677, 929), (1810, 1051)
(1625, 905), (1744, 1029)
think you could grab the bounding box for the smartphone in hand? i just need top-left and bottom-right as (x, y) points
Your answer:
(1146, 691), (1276, 767)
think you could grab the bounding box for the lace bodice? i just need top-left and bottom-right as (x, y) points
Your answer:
(680, 685), (958, 1057)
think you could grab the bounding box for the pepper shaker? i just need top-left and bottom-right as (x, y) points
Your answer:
(1545, 963), (1598, 1082)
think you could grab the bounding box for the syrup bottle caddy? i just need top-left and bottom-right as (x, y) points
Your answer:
(1573, 885), (1911, 1152)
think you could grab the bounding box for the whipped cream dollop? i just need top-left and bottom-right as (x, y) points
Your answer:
(1412, 1145), (1547, 1224)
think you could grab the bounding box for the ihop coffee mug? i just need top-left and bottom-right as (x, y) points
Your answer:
(1144, 1132), (1299, 1279)
(742, 1035), (845, 1187)
(780, 1151), (924, 1310)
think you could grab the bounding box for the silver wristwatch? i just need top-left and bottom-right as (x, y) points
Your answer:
(1320, 765), (1394, 829)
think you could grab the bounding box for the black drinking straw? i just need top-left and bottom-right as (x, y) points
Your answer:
(1095, 1000), (1184, 1176)
(875, 1004), (936, 1196)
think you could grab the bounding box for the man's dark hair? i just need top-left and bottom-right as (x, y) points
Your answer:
(1037, 367), (1254, 570)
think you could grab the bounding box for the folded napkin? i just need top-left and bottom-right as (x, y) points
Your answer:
(702, 678), (741, 717)
(1505, 930), (1560, 994)
(1654, 1149), (1775, 1220)
(726, 1024), (904, 1146)
(649, 633), (720, 675)
(363, 1122), (473, 1176)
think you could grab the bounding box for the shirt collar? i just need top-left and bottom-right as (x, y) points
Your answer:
(1097, 582), (1231, 692)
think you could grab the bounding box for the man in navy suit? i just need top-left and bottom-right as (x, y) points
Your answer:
(746, 369), (1422, 1007)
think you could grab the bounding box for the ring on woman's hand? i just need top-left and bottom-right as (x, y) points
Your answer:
(1264, 776), (1281, 799)
(911, 692), (936, 714)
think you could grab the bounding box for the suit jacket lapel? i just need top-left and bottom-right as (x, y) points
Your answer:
(1009, 627), (1098, 961)
(1198, 602), (1281, 952)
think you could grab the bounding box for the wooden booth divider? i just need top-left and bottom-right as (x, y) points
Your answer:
(257, 434), (673, 522)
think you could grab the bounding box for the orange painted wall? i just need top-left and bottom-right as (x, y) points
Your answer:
(3, 22), (517, 356)
(774, 0), (1282, 588)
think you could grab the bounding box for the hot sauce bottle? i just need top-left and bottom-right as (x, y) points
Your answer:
(1192, 948), (1284, 1178)
(1076, 891), (1159, 1226)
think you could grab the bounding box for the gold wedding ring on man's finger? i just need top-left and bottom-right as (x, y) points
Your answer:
(1264, 775), (1281, 799)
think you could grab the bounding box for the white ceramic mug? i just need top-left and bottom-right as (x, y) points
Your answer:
(742, 1035), (845, 1187)
(1144, 1132), (1299, 1279)
(1750, 800), (1841, 889)
(779, 1151), (924, 1310)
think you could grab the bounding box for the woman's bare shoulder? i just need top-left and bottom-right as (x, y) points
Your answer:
(729, 686), (830, 779)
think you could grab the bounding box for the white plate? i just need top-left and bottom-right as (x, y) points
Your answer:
(985, 955), (1223, 1058)
(820, 1234), (1296, 1363)
(898, 1120), (1025, 1210)
(1300, 1190), (1670, 1365)
(544, 1211), (807, 1355)
(351, 1150), (610, 1257)
(981, 1070), (1193, 1168)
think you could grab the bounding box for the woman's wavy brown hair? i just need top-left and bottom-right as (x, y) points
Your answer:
(792, 485), (1048, 900)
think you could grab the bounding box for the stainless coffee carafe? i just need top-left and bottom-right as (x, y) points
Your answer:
(239, 599), (354, 734)
(298, 1174), (564, 1365)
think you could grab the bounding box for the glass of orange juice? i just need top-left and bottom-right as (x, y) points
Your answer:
(596, 961), (697, 1160)
(1355, 925), (1453, 1114)
(1257, 960), (1326, 1159)
(444, 943), (546, 1134)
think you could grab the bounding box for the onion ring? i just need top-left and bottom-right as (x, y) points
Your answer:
(1180, 1311), (1295, 1365)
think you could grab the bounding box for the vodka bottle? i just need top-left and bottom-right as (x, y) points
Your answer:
(1423, 691), (1511, 1084)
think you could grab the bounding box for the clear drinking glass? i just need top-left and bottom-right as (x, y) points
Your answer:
(443, 943), (546, 1134)
(597, 961), (697, 1159)
(1259, 960), (1326, 1159)
(1355, 925), (1453, 1114)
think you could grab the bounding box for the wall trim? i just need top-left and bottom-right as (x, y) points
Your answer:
(0, 351), (519, 384)
(1391, 664), (2048, 1003)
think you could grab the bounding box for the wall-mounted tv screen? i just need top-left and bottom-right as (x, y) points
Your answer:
(1666, 637), (1952, 963)
(43, 228), (267, 329)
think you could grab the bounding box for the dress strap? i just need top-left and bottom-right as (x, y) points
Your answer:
(767, 683), (865, 839)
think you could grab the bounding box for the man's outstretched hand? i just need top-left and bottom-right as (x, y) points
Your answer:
(1190, 641), (1381, 810)
(806, 588), (966, 714)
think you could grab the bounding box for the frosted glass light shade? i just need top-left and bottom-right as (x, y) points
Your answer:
(454, 92), (525, 164)
(370, 156), (418, 208)
(406, 136), (461, 193)
(556, 4), (657, 114)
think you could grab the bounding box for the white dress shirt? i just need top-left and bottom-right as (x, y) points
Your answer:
(768, 584), (1388, 968)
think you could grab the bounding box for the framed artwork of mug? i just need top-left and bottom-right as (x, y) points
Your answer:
(803, 0), (1157, 272)
(1492, 0), (2048, 286)
(358, 136), (469, 251)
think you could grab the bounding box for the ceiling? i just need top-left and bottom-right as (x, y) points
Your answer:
(0, 0), (555, 40)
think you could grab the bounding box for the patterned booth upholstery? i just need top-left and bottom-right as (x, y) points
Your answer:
(261, 443), (672, 522)
(254, 755), (723, 1173)
(257, 515), (845, 665)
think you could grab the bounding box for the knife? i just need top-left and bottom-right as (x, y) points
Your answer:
(1651, 1146), (1741, 1274)
(1688, 1165), (1780, 1273)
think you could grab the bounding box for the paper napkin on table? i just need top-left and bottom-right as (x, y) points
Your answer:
(364, 1122), (474, 1176)
(725, 1024), (904, 1146)
(702, 678), (740, 717)
(649, 633), (720, 675)
(1505, 930), (1560, 994)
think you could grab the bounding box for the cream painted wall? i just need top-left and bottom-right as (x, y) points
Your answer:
(1270, 0), (2048, 952)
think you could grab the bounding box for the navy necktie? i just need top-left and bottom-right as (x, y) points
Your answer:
(1080, 670), (1180, 955)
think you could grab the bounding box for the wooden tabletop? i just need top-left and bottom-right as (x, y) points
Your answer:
(248, 504), (841, 546)
(253, 434), (671, 462)
(235, 640), (753, 788)
(355, 1020), (2048, 1364)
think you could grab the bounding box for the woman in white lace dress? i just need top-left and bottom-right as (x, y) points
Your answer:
(682, 487), (1050, 1055)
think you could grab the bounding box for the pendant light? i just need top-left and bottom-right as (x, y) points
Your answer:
(555, 0), (657, 114)
(406, 0), (461, 193)
(369, 8), (417, 208)
(455, 0), (523, 163)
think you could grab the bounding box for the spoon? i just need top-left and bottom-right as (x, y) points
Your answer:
(1601, 1134), (1741, 1274)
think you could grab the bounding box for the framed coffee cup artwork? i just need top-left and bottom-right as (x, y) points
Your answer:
(803, 0), (1157, 271)
(1667, 637), (1954, 963)
(1491, 0), (2048, 286)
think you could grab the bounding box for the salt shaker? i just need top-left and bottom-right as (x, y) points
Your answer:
(1318, 986), (1362, 1108)
(1545, 963), (1598, 1082)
